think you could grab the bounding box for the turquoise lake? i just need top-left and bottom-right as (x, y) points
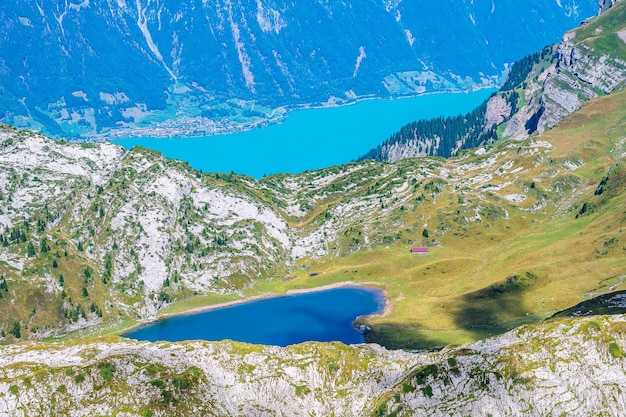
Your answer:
(124, 287), (385, 346)
(114, 90), (494, 178)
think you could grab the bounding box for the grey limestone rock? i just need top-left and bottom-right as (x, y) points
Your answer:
(598, 0), (622, 14)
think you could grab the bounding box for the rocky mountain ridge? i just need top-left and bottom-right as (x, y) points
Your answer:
(511, 0), (626, 137)
(599, 0), (621, 13)
(0, 314), (624, 416)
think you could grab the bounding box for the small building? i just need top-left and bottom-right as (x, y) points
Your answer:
(410, 246), (428, 255)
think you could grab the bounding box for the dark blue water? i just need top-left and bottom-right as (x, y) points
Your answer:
(124, 287), (385, 346)
(114, 90), (493, 178)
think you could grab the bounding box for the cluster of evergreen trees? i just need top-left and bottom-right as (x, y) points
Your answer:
(0, 275), (8, 300)
(359, 100), (497, 161)
(1, 224), (28, 246)
(0, 203), (61, 249)
(500, 45), (555, 91)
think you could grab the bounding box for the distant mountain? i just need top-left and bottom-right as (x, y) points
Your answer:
(0, 0), (596, 138)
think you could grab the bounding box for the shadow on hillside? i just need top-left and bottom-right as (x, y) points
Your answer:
(365, 273), (543, 351)
(451, 272), (537, 341)
(364, 323), (450, 351)
(551, 290), (626, 319)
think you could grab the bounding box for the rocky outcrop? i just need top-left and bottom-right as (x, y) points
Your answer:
(536, 35), (626, 133)
(0, 315), (624, 416)
(484, 93), (513, 130)
(599, 0), (621, 14)
(373, 135), (442, 162)
(382, 315), (626, 416)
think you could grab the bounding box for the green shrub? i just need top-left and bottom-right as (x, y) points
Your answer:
(99, 363), (116, 381)
(9, 321), (21, 339)
(402, 382), (416, 393)
(150, 379), (165, 388)
(414, 364), (438, 384)
(295, 385), (311, 396)
(609, 341), (624, 358)
(172, 376), (191, 390)
(161, 389), (176, 404)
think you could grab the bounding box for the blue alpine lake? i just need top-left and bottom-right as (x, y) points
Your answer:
(114, 90), (494, 178)
(124, 287), (385, 346)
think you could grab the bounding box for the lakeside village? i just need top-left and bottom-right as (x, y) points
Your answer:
(92, 112), (287, 141)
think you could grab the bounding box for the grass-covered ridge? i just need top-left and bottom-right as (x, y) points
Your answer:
(574, 0), (626, 56)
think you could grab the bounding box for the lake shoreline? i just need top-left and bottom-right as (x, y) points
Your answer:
(122, 281), (389, 337)
(107, 87), (494, 142)
(112, 89), (494, 178)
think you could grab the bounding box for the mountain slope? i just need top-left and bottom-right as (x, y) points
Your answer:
(0, 0), (596, 138)
(0, 0), (623, 350)
(361, 0), (626, 162)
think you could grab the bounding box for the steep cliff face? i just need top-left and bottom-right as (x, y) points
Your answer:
(0, 0), (596, 138)
(538, 38), (626, 132)
(484, 94), (513, 130)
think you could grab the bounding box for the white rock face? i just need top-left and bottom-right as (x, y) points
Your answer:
(0, 315), (624, 416)
(536, 35), (626, 133)
(379, 136), (442, 162)
(485, 93), (512, 130)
